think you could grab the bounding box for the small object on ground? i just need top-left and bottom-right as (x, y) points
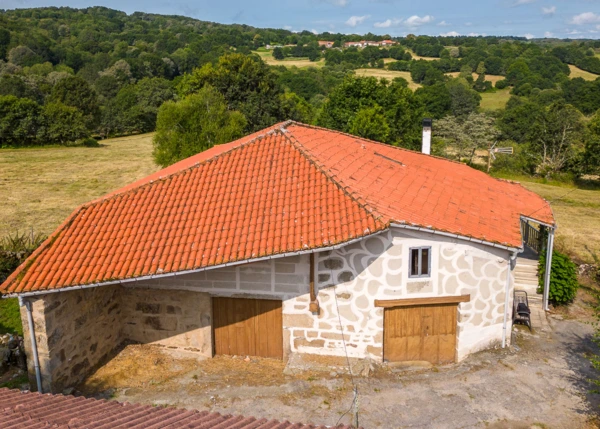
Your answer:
(62, 387), (75, 395)
(513, 290), (532, 330)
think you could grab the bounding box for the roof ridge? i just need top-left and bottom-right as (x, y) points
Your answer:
(282, 126), (386, 226)
(286, 121), (556, 201)
(285, 121), (468, 166)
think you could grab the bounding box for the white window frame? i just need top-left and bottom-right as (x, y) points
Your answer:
(409, 246), (431, 278)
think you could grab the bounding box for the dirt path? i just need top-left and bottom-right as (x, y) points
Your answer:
(78, 317), (600, 428)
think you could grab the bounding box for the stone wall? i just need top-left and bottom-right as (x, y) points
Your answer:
(131, 254), (312, 360)
(121, 288), (212, 356)
(284, 228), (513, 362)
(20, 285), (123, 393)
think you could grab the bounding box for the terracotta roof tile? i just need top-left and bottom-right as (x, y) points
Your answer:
(1, 122), (553, 295)
(0, 388), (352, 428)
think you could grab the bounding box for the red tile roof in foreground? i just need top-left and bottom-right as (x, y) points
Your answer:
(1, 122), (554, 295)
(0, 388), (355, 428)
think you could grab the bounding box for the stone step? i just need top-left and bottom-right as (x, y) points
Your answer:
(515, 279), (538, 284)
(516, 267), (539, 273)
(516, 259), (539, 266)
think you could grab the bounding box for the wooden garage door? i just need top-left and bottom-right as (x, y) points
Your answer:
(384, 303), (457, 364)
(213, 297), (283, 359)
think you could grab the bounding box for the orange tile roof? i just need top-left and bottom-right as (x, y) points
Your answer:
(1, 122), (554, 295)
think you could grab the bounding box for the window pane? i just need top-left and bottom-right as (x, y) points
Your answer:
(421, 248), (430, 276)
(410, 248), (419, 276)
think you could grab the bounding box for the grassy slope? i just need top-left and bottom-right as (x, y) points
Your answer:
(568, 64), (599, 81)
(252, 49), (325, 68)
(480, 88), (512, 110)
(354, 69), (421, 90)
(0, 133), (159, 238)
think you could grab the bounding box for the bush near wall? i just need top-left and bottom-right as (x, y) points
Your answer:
(538, 249), (579, 304)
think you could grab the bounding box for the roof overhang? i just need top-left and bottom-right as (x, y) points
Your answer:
(390, 223), (522, 253)
(2, 229), (389, 299)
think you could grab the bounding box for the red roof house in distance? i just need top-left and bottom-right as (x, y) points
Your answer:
(1, 122), (555, 396)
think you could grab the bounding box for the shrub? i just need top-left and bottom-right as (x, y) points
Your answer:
(495, 79), (508, 89)
(537, 249), (579, 304)
(81, 137), (100, 147)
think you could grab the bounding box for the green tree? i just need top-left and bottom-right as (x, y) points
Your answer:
(273, 47), (284, 60)
(279, 92), (315, 124)
(529, 102), (583, 175)
(153, 86), (247, 167)
(348, 106), (390, 142)
(0, 95), (43, 147)
(49, 76), (100, 128)
(447, 78), (481, 118)
(178, 53), (282, 131)
(40, 102), (89, 145)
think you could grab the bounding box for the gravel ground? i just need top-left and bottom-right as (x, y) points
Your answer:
(78, 316), (600, 429)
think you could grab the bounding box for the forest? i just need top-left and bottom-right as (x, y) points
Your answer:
(0, 6), (599, 179)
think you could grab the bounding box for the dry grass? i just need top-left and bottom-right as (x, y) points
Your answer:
(0, 133), (158, 237)
(519, 181), (600, 263)
(568, 65), (599, 81)
(445, 72), (504, 84)
(406, 49), (438, 61)
(354, 68), (421, 90)
(79, 344), (201, 393)
(252, 50), (325, 68)
(480, 88), (512, 110)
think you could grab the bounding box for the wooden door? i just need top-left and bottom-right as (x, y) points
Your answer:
(383, 303), (457, 364)
(212, 297), (283, 359)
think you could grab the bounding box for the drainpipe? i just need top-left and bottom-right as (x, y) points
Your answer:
(502, 251), (518, 348)
(19, 296), (42, 393)
(542, 228), (555, 312)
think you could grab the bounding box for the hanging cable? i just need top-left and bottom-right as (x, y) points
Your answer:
(329, 257), (360, 428)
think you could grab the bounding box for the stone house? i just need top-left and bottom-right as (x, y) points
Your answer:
(0, 122), (555, 393)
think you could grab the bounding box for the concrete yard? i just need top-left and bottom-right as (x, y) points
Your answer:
(75, 313), (600, 429)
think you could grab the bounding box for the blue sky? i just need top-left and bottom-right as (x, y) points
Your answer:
(3, 0), (600, 39)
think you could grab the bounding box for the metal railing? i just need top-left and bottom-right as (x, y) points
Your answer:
(522, 220), (541, 252)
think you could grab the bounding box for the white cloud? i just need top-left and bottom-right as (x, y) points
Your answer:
(374, 19), (392, 28)
(570, 12), (600, 26)
(512, 0), (536, 6)
(467, 32), (485, 37)
(323, 0), (348, 6)
(464, 22), (473, 26)
(404, 15), (434, 27)
(523, 33), (535, 39)
(440, 31), (460, 37)
(345, 15), (370, 27)
(438, 20), (450, 26)
(544, 31), (553, 37)
(284, 25), (292, 30)
(311, 29), (318, 34)
(374, 18), (401, 28)
(541, 6), (556, 16)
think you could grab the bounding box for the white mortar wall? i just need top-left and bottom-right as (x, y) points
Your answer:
(285, 228), (513, 362)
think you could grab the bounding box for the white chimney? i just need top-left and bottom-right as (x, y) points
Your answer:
(422, 118), (432, 155)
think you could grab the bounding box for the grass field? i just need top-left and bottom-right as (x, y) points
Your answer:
(0, 134), (159, 238)
(480, 88), (512, 110)
(568, 65), (599, 81)
(406, 49), (438, 61)
(252, 49), (325, 68)
(445, 72), (505, 85)
(354, 68), (421, 90)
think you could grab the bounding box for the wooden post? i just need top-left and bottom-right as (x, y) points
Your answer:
(309, 253), (320, 314)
